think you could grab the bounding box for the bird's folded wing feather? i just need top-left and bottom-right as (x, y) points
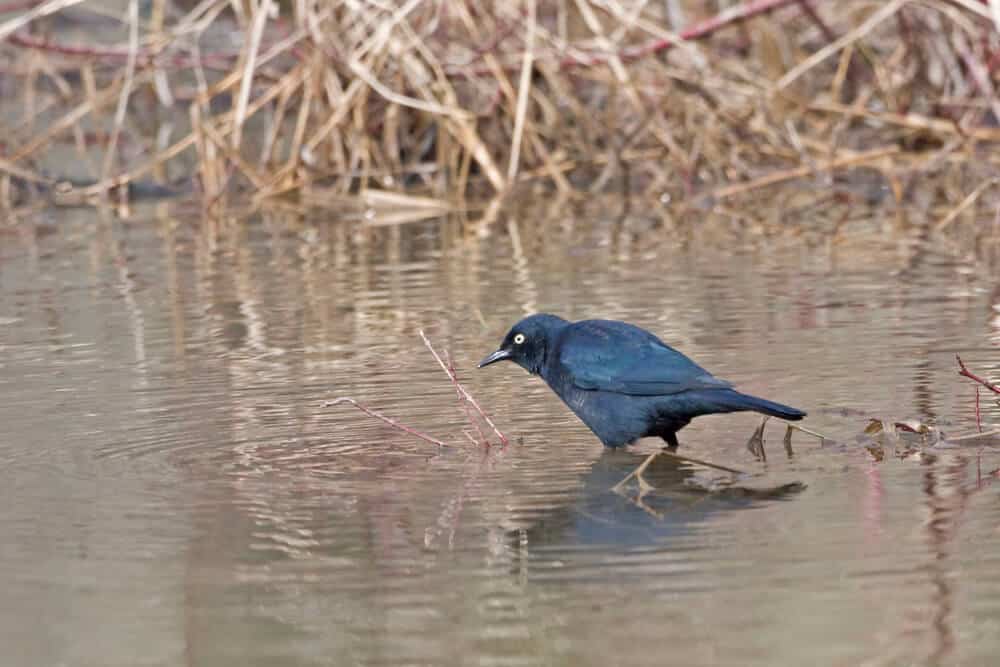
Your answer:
(558, 320), (732, 395)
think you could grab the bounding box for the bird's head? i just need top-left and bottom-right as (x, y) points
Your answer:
(478, 313), (568, 375)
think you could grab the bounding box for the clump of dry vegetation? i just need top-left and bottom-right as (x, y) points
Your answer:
(3, 0), (1000, 225)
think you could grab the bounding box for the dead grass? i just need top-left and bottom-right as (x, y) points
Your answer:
(3, 0), (1000, 230)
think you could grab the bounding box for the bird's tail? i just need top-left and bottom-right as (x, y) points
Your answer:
(704, 389), (806, 421)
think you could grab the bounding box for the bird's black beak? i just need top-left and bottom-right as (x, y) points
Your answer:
(478, 349), (511, 368)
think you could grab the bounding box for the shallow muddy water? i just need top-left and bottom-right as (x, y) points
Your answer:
(1, 201), (999, 666)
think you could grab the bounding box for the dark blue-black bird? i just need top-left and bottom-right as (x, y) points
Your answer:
(479, 314), (805, 448)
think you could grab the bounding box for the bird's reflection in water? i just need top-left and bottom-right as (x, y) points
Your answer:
(511, 448), (805, 549)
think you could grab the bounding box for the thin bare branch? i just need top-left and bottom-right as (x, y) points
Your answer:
(419, 330), (510, 446)
(323, 397), (447, 448)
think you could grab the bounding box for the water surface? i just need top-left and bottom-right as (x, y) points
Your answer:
(1, 201), (999, 666)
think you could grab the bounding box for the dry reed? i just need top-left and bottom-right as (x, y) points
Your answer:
(2, 0), (1000, 230)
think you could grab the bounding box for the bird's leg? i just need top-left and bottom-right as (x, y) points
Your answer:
(612, 449), (663, 496)
(612, 432), (678, 495)
(613, 433), (679, 495)
(613, 440), (747, 497)
(631, 451), (661, 496)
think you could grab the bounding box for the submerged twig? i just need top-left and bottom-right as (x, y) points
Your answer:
(323, 397), (446, 448)
(957, 355), (997, 444)
(419, 329), (509, 446)
(945, 429), (1000, 445)
(446, 350), (488, 446)
(976, 386), (982, 433)
(783, 424), (795, 457)
(783, 421), (832, 444)
(956, 354), (1000, 395)
(323, 331), (508, 450)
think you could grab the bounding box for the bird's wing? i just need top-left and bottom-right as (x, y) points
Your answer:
(557, 320), (732, 396)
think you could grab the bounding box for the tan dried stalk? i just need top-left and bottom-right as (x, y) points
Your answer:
(0, 0), (999, 230)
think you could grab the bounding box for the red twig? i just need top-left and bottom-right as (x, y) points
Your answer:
(0, 0), (41, 12)
(6, 31), (238, 70)
(476, 84), (504, 117)
(446, 350), (489, 446)
(454, 15), (521, 68)
(323, 397), (446, 448)
(324, 332), (509, 451)
(445, 0), (819, 78)
(796, 0), (836, 42)
(602, 0), (808, 66)
(956, 354), (1000, 394)
(957, 355), (996, 435)
(6, 0), (816, 84)
(419, 329), (510, 446)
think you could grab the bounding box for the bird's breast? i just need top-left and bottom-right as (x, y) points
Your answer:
(543, 373), (599, 421)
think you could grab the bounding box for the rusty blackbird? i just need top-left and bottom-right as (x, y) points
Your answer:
(479, 313), (805, 448)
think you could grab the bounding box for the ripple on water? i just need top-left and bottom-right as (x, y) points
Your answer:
(1, 209), (999, 666)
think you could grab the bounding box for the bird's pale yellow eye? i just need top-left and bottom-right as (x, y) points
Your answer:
(513, 333), (526, 345)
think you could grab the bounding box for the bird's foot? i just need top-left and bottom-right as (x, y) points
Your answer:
(612, 450), (662, 497)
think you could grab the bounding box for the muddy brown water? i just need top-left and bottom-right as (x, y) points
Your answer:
(1, 203), (999, 666)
